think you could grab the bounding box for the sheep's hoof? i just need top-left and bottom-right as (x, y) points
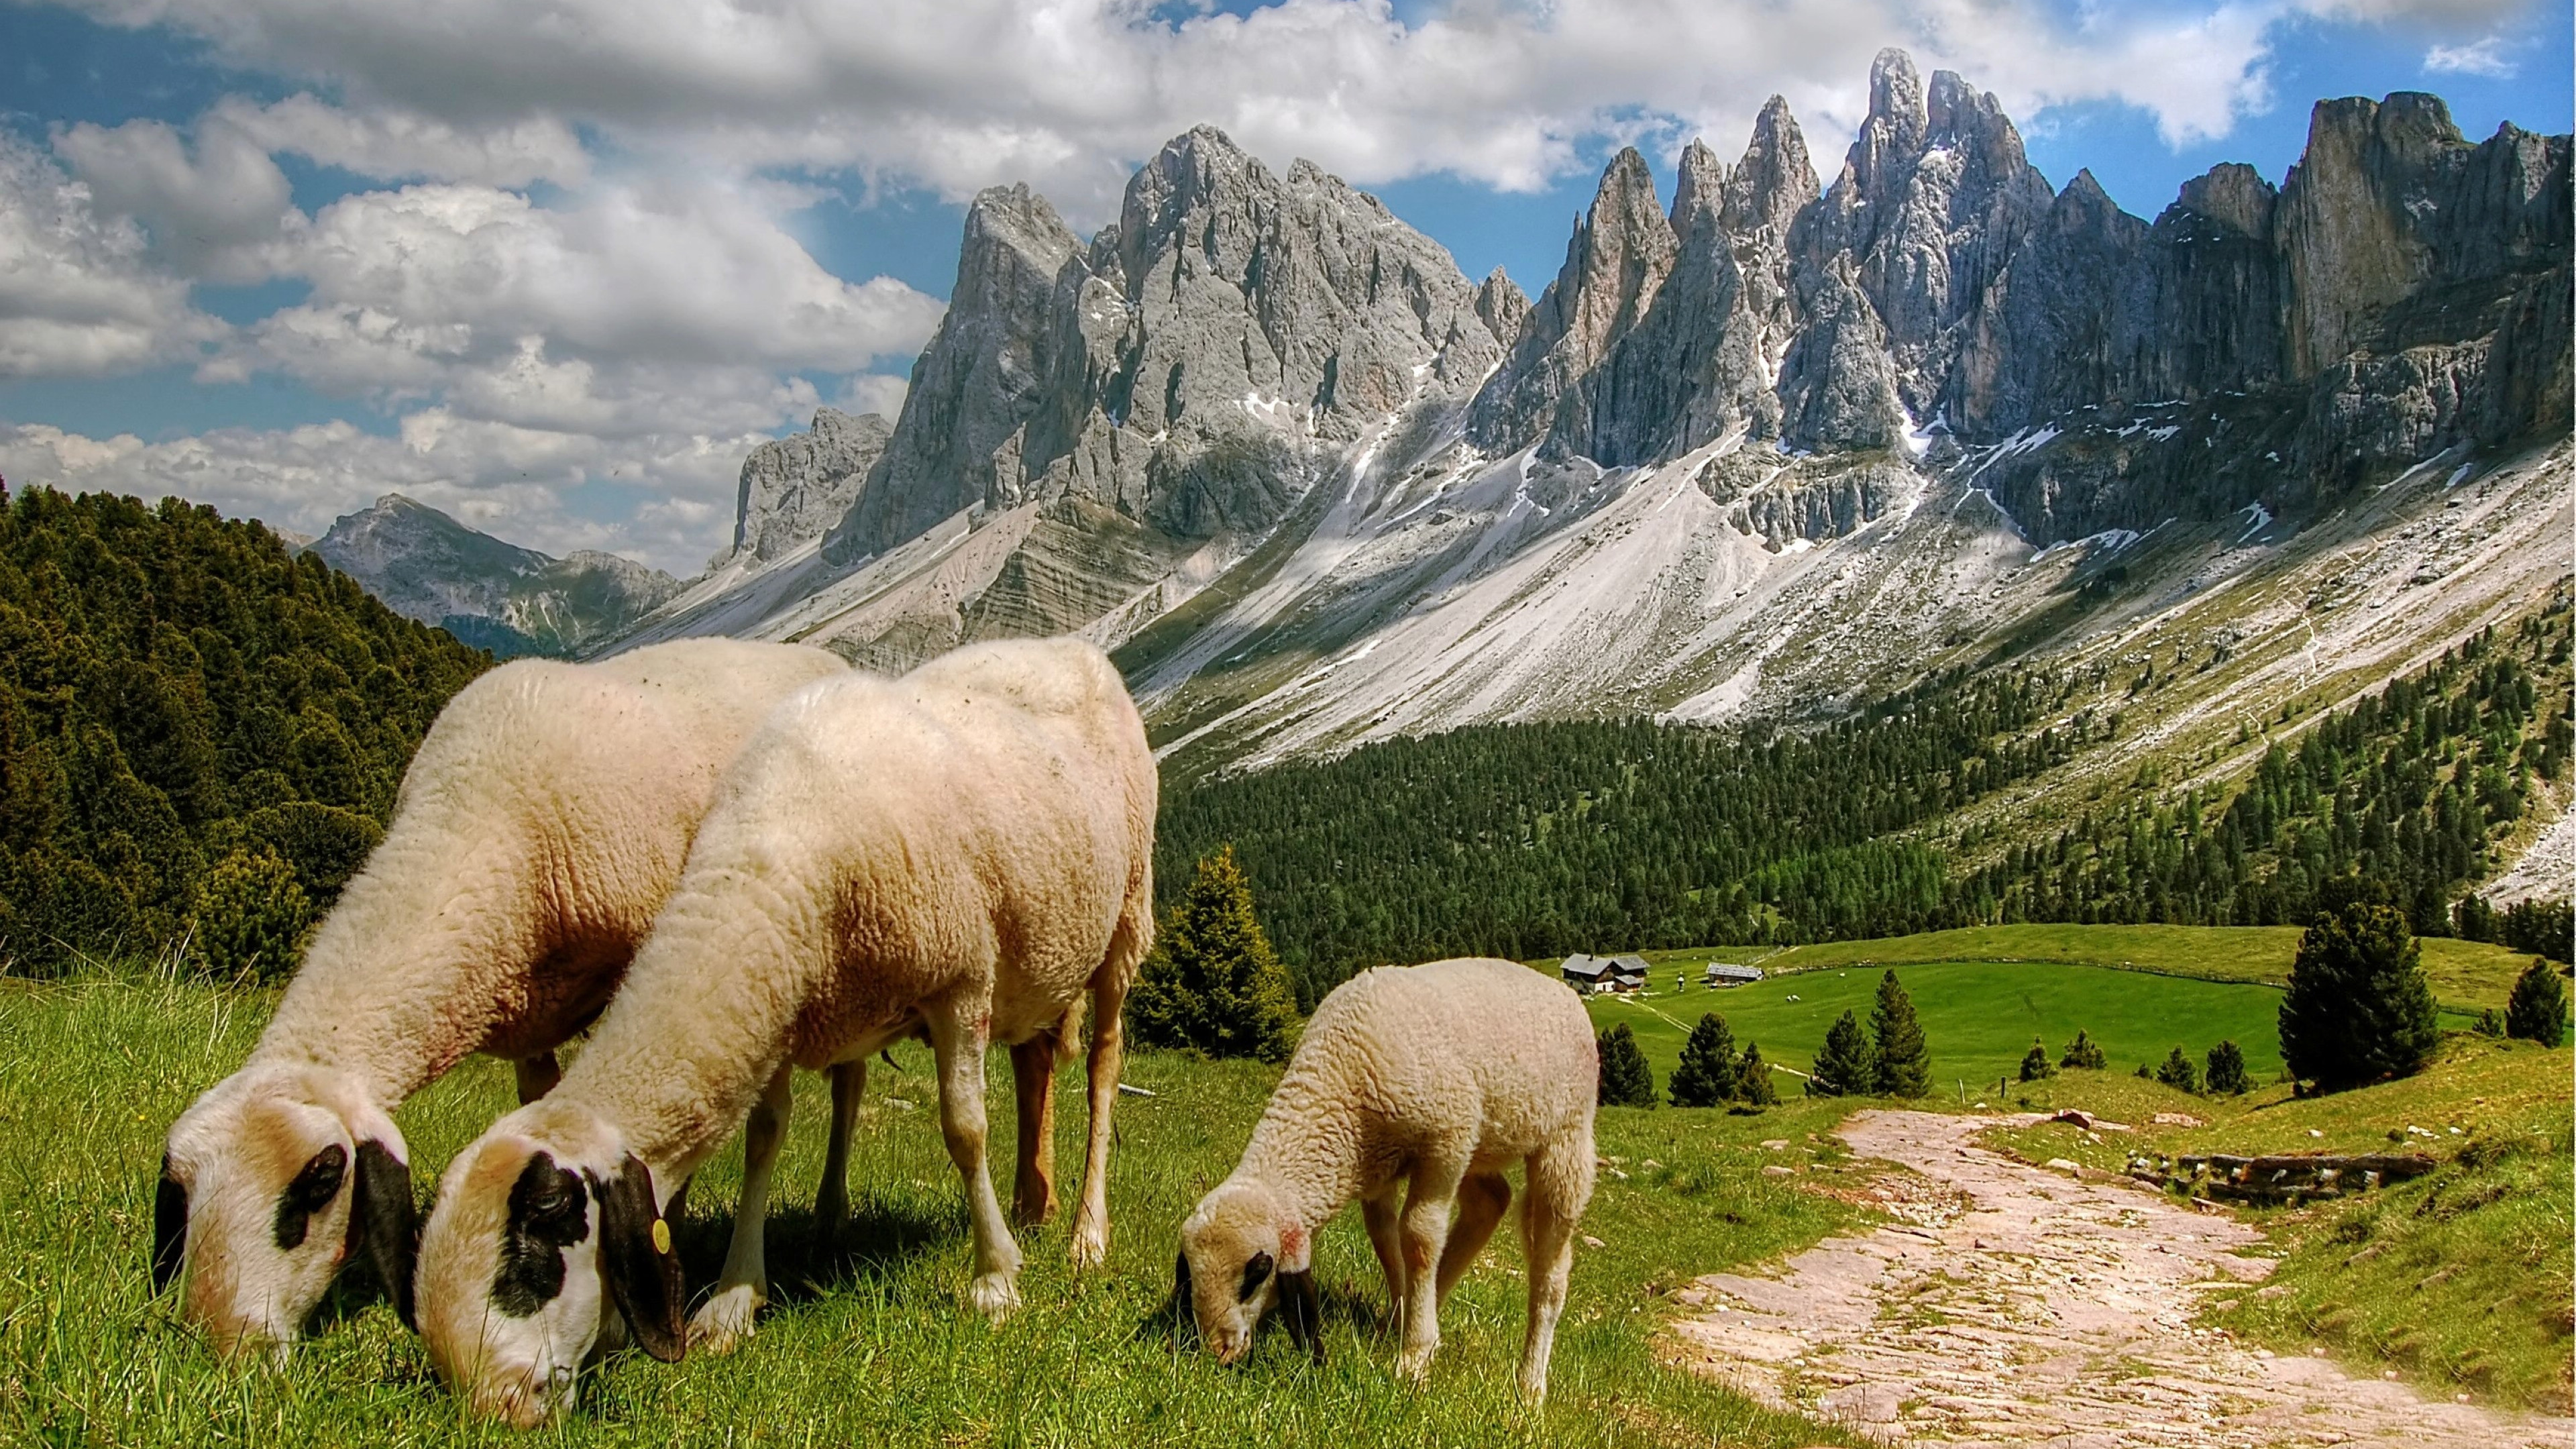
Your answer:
(965, 1272), (1021, 1322)
(1068, 1224), (1108, 1271)
(1516, 1371), (1550, 1404)
(688, 1285), (765, 1354)
(1395, 1343), (1438, 1383)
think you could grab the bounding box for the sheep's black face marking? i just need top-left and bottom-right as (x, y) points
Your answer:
(270, 1144), (348, 1250)
(152, 1156), (189, 1293)
(492, 1154), (590, 1318)
(1236, 1251), (1274, 1301)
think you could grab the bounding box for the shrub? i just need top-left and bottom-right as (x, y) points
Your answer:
(1807, 1009), (1877, 1097)
(189, 849), (311, 983)
(1669, 1013), (1739, 1107)
(2474, 1008), (2505, 1038)
(2504, 956), (2570, 1045)
(2204, 1039), (2249, 1095)
(1597, 1023), (1656, 1107)
(2059, 1028), (2108, 1070)
(1126, 847), (1299, 1062)
(1735, 1041), (1779, 1106)
(2018, 1038), (2055, 1082)
(2134, 1063), (2152, 1079)
(2155, 1046), (2200, 1093)
(2279, 896), (2440, 1090)
(2500, 899), (2573, 963)
(1870, 969), (1930, 1097)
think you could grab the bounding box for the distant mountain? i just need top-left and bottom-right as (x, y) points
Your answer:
(606, 51), (2570, 775)
(308, 494), (681, 657)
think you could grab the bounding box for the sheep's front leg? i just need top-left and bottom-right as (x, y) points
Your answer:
(513, 1052), (560, 1104)
(1435, 1172), (1512, 1306)
(814, 1059), (865, 1251)
(1393, 1155), (1467, 1383)
(690, 1063), (793, 1353)
(1360, 1186), (1407, 1333)
(1517, 1138), (1590, 1403)
(1069, 974), (1128, 1269)
(928, 1004), (1022, 1320)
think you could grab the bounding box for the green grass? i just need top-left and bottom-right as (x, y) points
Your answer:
(1988, 1038), (2574, 1412)
(0, 973), (1875, 1448)
(1631, 922), (2540, 1014)
(1580, 959), (2297, 1097)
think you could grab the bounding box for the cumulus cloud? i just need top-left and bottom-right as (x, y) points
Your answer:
(2422, 35), (2518, 76)
(0, 135), (226, 378)
(0, 416), (764, 572)
(44, 0), (2536, 224)
(50, 113), (300, 281)
(211, 95), (590, 188)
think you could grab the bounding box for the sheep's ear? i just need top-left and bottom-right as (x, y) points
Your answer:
(152, 1155), (188, 1295)
(347, 1140), (418, 1328)
(590, 1155), (685, 1363)
(1279, 1269), (1324, 1364)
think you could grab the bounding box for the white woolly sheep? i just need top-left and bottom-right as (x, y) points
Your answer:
(1177, 957), (1597, 1401)
(154, 639), (847, 1356)
(412, 637), (1156, 1426)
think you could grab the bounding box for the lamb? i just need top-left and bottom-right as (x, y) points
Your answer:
(153, 639), (847, 1356)
(412, 637), (1155, 1426)
(1177, 957), (1596, 1401)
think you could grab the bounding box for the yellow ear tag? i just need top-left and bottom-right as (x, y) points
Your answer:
(651, 1218), (672, 1255)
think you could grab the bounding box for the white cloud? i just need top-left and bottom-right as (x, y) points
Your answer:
(0, 134), (226, 378)
(44, 0), (2536, 227)
(52, 113), (301, 282)
(2423, 35), (2518, 77)
(211, 95), (590, 189)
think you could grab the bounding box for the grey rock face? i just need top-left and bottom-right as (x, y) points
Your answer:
(312, 494), (680, 657)
(721, 409), (891, 566)
(826, 127), (1495, 561)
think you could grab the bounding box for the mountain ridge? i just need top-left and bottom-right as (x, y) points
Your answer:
(309, 493), (681, 657)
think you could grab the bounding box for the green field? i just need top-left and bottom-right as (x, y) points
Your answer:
(1582, 958), (2298, 1095)
(0, 973), (1875, 1448)
(1627, 922), (2542, 1014)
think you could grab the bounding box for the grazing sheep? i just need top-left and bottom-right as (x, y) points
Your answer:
(413, 637), (1155, 1426)
(1177, 957), (1596, 1401)
(154, 639), (846, 1356)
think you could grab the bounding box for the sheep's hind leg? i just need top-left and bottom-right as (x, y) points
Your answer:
(1360, 1186), (1407, 1335)
(928, 1001), (1023, 1320)
(1434, 1172), (1511, 1306)
(513, 1052), (560, 1104)
(814, 1059), (865, 1252)
(1515, 1135), (1592, 1403)
(1393, 1154), (1467, 1383)
(1009, 1023), (1063, 1228)
(1069, 965), (1130, 1269)
(690, 1063), (793, 1353)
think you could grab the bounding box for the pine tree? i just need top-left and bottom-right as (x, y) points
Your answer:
(2204, 1040), (2249, 1095)
(2018, 1038), (2055, 1082)
(1870, 970), (1931, 1097)
(1807, 1010), (1878, 1097)
(2504, 957), (2570, 1045)
(189, 848), (312, 982)
(1597, 1022), (1656, 1107)
(2059, 1029), (2107, 1070)
(1669, 1013), (1739, 1107)
(1736, 1041), (1779, 1105)
(1126, 847), (1300, 1061)
(2475, 1008), (2505, 1038)
(2155, 1046), (2200, 1093)
(2279, 896), (2441, 1089)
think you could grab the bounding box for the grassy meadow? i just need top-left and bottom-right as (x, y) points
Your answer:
(0, 971), (1878, 1448)
(1582, 958), (2295, 1094)
(1988, 1037), (2574, 1411)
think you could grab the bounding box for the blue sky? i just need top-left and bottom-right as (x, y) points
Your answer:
(0, 0), (2565, 572)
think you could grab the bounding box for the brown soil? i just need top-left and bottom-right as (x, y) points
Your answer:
(1668, 1109), (2575, 1447)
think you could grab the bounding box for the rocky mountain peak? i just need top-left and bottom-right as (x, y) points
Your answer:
(312, 494), (678, 656)
(720, 408), (892, 567)
(2171, 162), (2276, 237)
(1721, 96), (1819, 239)
(1475, 267), (1532, 346)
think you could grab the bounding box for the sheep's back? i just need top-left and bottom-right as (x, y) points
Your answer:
(1297, 959), (1595, 1159)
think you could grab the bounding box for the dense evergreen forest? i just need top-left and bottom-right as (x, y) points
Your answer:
(1157, 608), (2572, 1004)
(0, 486), (491, 975)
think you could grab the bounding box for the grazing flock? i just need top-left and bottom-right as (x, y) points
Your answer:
(150, 637), (1597, 1424)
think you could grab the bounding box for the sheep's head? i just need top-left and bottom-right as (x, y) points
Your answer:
(415, 1103), (683, 1427)
(156, 1065), (417, 1356)
(1176, 1179), (1322, 1365)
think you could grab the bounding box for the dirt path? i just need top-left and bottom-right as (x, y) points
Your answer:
(1668, 1110), (2573, 1448)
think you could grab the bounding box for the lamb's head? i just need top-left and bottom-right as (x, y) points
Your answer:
(1176, 1179), (1322, 1365)
(415, 1102), (684, 1427)
(156, 1064), (417, 1356)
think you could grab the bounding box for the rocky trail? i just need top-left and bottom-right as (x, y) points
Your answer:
(1668, 1110), (2573, 1448)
